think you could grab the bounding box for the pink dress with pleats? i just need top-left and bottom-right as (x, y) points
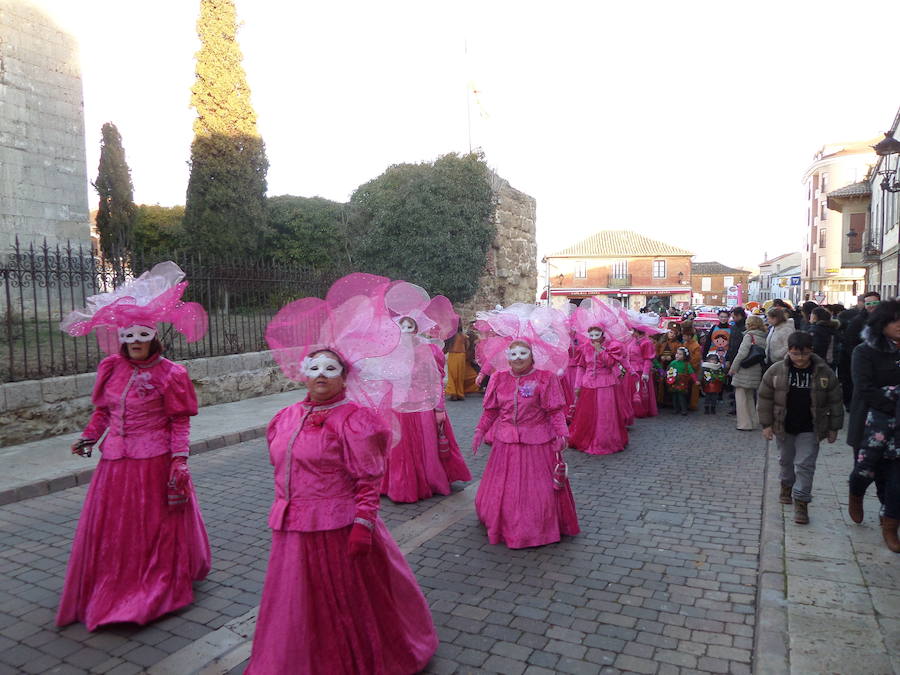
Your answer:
(474, 369), (580, 549)
(569, 341), (628, 455)
(56, 354), (211, 631)
(633, 336), (659, 418)
(381, 343), (471, 502)
(246, 396), (438, 675)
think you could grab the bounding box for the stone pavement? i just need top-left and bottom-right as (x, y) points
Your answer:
(759, 427), (900, 674)
(0, 390), (898, 674)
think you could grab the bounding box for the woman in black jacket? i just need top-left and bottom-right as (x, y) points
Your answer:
(807, 306), (839, 368)
(847, 301), (900, 552)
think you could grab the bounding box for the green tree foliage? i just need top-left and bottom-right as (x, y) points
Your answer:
(266, 196), (350, 271)
(93, 122), (136, 259)
(349, 153), (495, 303)
(132, 205), (186, 258)
(183, 0), (269, 258)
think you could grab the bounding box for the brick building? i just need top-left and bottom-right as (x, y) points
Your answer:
(542, 230), (693, 312)
(690, 262), (752, 307)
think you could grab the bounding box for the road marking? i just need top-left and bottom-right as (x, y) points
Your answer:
(149, 481), (480, 675)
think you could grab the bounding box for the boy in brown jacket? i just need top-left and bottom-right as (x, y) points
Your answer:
(757, 331), (844, 524)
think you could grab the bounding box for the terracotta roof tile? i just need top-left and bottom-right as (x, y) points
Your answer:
(827, 181), (870, 198)
(549, 230), (693, 258)
(691, 261), (751, 275)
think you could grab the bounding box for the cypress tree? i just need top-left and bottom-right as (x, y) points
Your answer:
(183, 0), (269, 259)
(93, 122), (136, 260)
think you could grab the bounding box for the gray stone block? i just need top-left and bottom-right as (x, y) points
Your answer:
(40, 375), (77, 403)
(4, 380), (42, 410)
(183, 358), (209, 380)
(73, 373), (96, 397)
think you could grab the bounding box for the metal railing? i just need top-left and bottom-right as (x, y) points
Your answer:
(1, 238), (338, 382)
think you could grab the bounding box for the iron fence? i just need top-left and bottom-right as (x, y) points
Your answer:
(1, 238), (338, 382)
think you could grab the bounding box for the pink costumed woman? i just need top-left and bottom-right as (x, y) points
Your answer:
(627, 310), (665, 418)
(56, 262), (211, 631)
(378, 280), (471, 503)
(609, 302), (638, 428)
(472, 304), (580, 549)
(569, 298), (630, 455)
(246, 274), (437, 675)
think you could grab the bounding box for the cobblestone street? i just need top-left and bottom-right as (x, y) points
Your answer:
(0, 395), (767, 674)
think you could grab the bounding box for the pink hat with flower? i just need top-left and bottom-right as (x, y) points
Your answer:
(570, 297), (631, 342)
(60, 261), (208, 354)
(474, 303), (570, 375)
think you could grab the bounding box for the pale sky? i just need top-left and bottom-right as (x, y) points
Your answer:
(38, 0), (900, 271)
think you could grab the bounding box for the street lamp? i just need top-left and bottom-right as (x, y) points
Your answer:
(874, 132), (900, 193)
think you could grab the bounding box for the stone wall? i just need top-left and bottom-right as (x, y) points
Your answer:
(0, 0), (91, 249)
(455, 173), (537, 320)
(0, 350), (303, 447)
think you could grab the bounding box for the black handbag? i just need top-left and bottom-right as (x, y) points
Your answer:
(740, 336), (766, 368)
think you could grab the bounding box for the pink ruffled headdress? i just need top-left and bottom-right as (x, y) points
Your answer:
(359, 281), (460, 412)
(474, 303), (570, 375)
(571, 297), (631, 342)
(60, 261), (208, 354)
(626, 308), (666, 335)
(265, 273), (401, 408)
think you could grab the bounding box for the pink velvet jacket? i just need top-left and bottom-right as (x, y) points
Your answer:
(266, 397), (389, 532)
(82, 354), (198, 460)
(575, 341), (625, 389)
(637, 336), (655, 377)
(622, 338), (643, 376)
(475, 369), (568, 445)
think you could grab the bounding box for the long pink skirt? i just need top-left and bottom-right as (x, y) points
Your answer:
(381, 410), (471, 503)
(616, 375), (636, 427)
(475, 438), (580, 549)
(569, 386), (628, 455)
(56, 454), (211, 631)
(633, 377), (658, 418)
(245, 521), (438, 675)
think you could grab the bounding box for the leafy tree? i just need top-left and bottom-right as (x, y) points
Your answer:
(93, 122), (136, 260)
(183, 0), (269, 258)
(265, 196), (351, 271)
(349, 153), (495, 303)
(132, 205), (186, 259)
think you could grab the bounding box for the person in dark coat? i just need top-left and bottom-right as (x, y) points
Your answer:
(846, 301), (900, 552)
(702, 310), (731, 357)
(806, 307), (839, 368)
(837, 295), (867, 409)
(724, 307), (747, 415)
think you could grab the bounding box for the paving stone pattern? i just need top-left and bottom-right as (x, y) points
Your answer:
(0, 395), (766, 674)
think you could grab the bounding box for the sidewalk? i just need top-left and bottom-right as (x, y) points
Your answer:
(758, 428), (900, 674)
(0, 390), (303, 506)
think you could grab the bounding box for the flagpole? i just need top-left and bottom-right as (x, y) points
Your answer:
(465, 40), (472, 153)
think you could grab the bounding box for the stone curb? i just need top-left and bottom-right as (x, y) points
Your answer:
(0, 425), (268, 507)
(752, 439), (790, 674)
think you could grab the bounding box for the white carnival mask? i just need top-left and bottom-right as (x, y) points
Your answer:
(399, 318), (417, 334)
(588, 329), (603, 340)
(118, 325), (157, 344)
(506, 345), (532, 361)
(302, 354), (344, 379)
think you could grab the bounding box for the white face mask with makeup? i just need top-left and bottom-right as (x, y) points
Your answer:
(505, 345), (532, 361)
(399, 319), (417, 334)
(588, 329), (603, 341)
(118, 325), (157, 344)
(302, 354), (344, 379)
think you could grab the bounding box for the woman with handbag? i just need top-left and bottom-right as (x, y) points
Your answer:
(471, 304), (579, 549)
(56, 262), (211, 631)
(728, 314), (769, 431)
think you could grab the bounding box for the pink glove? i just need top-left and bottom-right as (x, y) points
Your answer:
(348, 519), (373, 558)
(435, 410), (446, 428)
(471, 430), (484, 456)
(167, 457), (190, 510)
(475, 372), (485, 387)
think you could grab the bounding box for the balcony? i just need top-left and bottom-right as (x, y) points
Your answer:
(607, 274), (632, 288)
(864, 244), (882, 260)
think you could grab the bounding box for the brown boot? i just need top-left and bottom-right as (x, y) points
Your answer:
(779, 484), (793, 505)
(848, 493), (864, 524)
(882, 517), (900, 553)
(794, 501), (809, 524)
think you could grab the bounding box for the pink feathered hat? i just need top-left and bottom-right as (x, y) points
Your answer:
(626, 308), (666, 335)
(60, 261), (208, 354)
(474, 303), (570, 376)
(265, 273), (402, 407)
(384, 281), (459, 341)
(570, 297), (631, 342)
